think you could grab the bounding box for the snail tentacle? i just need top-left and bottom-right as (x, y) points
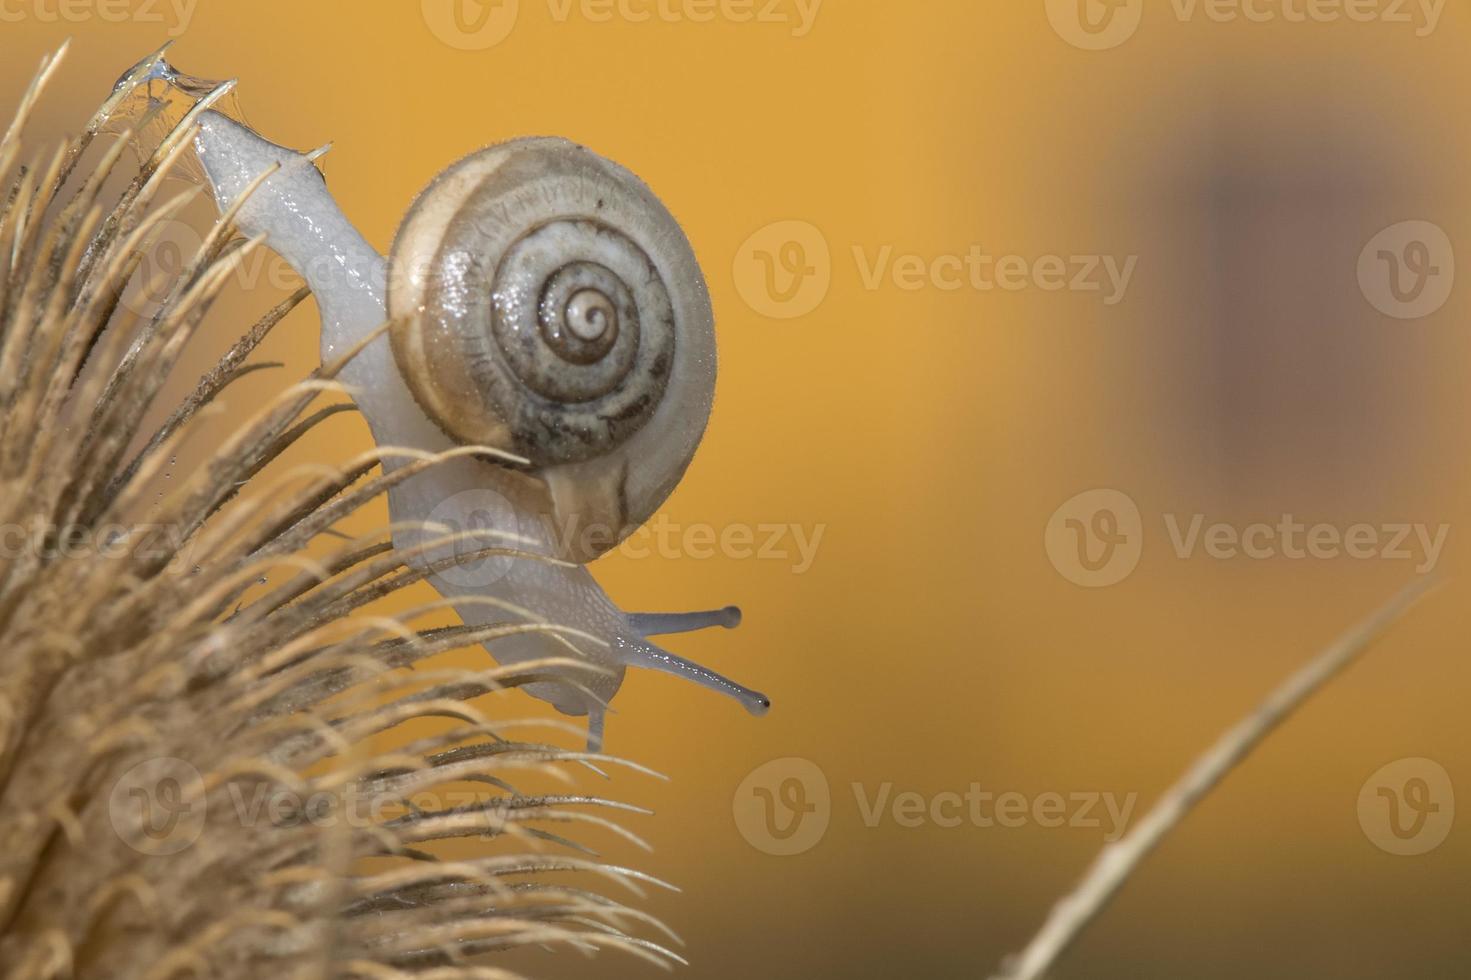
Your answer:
(627, 607), (743, 636)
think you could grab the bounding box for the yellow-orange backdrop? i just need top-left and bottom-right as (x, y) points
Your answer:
(4, 2), (1469, 977)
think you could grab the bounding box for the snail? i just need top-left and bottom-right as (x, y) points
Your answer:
(191, 111), (769, 749)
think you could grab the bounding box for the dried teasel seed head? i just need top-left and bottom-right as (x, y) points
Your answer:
(0, 45), (682, 980)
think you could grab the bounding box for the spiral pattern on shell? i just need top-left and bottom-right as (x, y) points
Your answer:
(388, 137), (706, 470)
(488, 219), (674, 461)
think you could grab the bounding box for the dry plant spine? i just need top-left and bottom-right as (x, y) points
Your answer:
(0, 42), (721, 979)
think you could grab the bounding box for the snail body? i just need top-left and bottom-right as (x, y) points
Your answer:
(193, 112), (768, 747)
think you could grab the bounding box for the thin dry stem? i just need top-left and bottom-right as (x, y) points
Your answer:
(991, 577), (1439, 980)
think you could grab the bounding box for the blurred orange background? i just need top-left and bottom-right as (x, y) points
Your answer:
(4, 2), (1470, 977)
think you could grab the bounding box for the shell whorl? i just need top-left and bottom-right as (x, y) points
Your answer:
(388, 137), (716, 562)
(389, 137), (709, 464)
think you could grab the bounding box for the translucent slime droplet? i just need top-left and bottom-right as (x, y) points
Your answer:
(103, 47), (250, 185)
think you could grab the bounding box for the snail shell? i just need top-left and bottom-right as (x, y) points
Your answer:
(388, 138), (715, 563)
